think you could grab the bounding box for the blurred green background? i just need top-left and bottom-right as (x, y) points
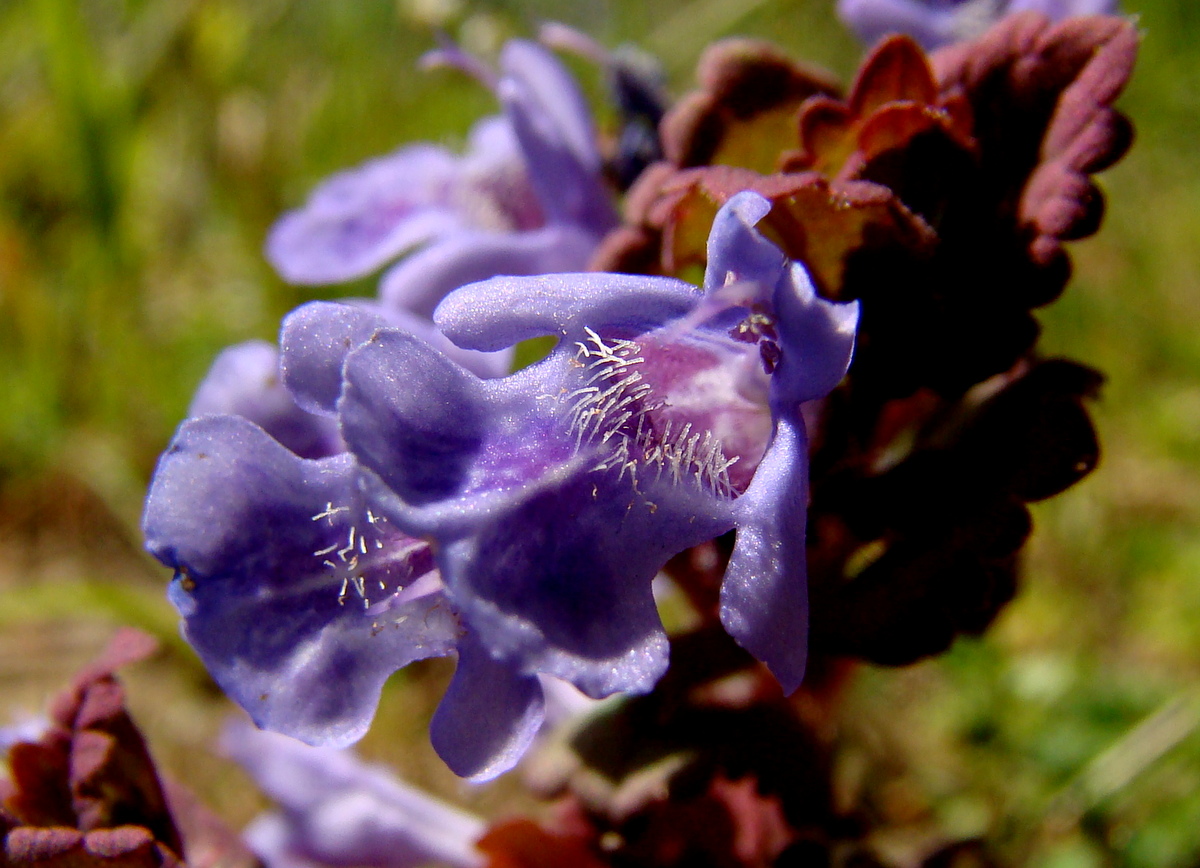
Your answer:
(1, 1), (1197, 865)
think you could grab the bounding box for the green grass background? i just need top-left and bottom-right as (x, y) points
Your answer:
(1, 1), (1198, 865)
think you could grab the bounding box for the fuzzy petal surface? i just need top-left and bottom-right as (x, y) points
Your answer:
(143, 416), (457, 747)
(429, 636), (546, 781)
(188, 341), (342, 459)
(722, 408), (812, 693)
(266, 145), (465, 284)
(378, 224), (601, 320)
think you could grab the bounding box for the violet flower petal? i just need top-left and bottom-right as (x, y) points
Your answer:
(280, 302), (508, 419)
(280, 304), (388, 417)
(339, 330), (490, 510)
(266, 145), (465, 284)
(434, 272), (700, 352)
(377, 224), (602, 320)
(188, 341), (342, 459)
(224, 723), (484, 868)
(722, 408), (811, 693)
(772, 262), (861, 405)
(837, 0), (970, 49)
(702, 191), (786, 294)
(434, 468), (729, 696)
(143, 415), (457, 747)
(1009, 0), (1118, 14)
(429, 635), (545, 781)
(500, 40), (602, 178)
(498, 42), (616, 235)
(838, 0), (1121, 50)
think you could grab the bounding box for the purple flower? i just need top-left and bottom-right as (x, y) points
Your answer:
(266, 39), (616, 319)
(146, 354), (546, 782)
(223, 723), (485, 868)
(145, 196), (854, 781)
(333, 192), (859, 698)
(836, 0), (1121, 49)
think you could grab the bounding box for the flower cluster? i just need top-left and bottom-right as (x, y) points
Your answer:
(143, 189), (858, 780)
(143, 7), (1136, 790)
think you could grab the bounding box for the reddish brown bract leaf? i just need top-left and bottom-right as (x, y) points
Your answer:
(478, 819), (611, 868)
(2, 629), (257, 868)
(660, 39), (839, 172)
(932, 12), (1138, 278)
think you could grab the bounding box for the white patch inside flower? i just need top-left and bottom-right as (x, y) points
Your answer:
(563, 328), (742, 499)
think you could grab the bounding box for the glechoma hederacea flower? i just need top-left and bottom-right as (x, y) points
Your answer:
(266, 38), (616, 319)
(143, 192), (855, 780)
(836, 0), (1120, 49)
(144, 306), (555, 782)
(336, 191), (858, 698)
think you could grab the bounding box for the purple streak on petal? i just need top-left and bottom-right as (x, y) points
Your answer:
(143, 416), (457, 747)
(721, 408), (810, 694)
(340, 331), (489, 507)
(188, 341), (342, 459)
(437, 472), (679, 698)
(430, 635), (545, 782)
(378, 224), (601, 320)
(225, 724), (485, 868)
(266, 145), (466, 285)
(434, 272), (700, 352)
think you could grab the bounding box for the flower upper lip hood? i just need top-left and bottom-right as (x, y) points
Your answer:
(836, 0), (1121, 50)
(334, 192), (859, 698)
(265, 38), (617, 319)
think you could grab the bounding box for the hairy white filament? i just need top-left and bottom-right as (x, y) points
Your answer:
(564, 328), (739, 498)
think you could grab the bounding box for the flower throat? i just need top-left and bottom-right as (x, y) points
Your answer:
(562, 328), (743, 499)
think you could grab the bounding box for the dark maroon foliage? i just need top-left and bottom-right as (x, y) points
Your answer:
(591, 12), (1133, 671)
(0, 630), (256, 868)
